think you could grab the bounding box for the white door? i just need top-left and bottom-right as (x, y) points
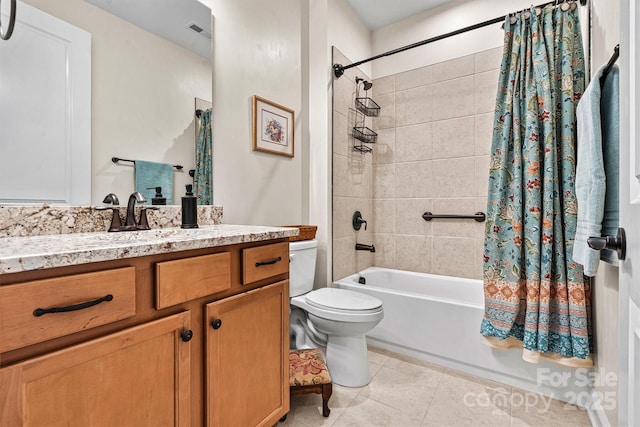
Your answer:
(0, 1), (91, 205)
(619, 1), (640, 425)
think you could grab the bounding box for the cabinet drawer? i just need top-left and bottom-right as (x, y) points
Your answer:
(0, 267), (136, 353)
(155, 252), (231, 309)
(242, 242), (289, 285)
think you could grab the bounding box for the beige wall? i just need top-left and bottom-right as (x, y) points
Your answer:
(368, 48), (500, 280)
(24, 0), (212, 205)
(208, 0), (303, 226)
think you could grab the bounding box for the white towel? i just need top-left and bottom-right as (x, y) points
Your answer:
(573, 65), (607, 277)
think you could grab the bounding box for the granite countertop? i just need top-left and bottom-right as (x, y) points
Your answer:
(0, 225), (299, 274)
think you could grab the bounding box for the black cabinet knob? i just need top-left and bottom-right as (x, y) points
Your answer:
(587, 227), (626, 261)
(180, 330), (193, 342)
(211, 319), (222, 330)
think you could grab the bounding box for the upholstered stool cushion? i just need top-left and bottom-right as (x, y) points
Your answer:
(289, 348), (332, 386)
(288, 348), (333, 417)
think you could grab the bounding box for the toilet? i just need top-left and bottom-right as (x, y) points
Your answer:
(289, 239), (384, 387)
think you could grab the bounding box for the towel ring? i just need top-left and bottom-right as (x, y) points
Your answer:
(0, 0), (16, 41)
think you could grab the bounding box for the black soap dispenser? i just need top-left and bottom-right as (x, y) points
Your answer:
(148, 187), (167, 205)
(181, 184), (198, 229)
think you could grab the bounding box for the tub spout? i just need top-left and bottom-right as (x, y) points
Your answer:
(355, 243), (375, 253)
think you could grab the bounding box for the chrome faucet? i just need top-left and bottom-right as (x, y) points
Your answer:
(122, 191), (147, 230)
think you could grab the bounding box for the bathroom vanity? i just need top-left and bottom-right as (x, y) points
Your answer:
(0, 224), (296, 426)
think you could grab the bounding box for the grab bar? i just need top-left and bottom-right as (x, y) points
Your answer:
(422, 212), (486, 222)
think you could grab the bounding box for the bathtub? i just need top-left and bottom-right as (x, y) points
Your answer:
(335, 267), (590, 401)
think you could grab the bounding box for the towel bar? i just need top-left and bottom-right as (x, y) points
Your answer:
(111, 157), (183, 170)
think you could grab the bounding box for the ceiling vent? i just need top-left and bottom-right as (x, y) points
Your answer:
(186, 22), (211, 39)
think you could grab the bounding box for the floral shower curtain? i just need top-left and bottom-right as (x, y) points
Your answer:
(481, 4), (592, 366)
(195, 108), (213, 205)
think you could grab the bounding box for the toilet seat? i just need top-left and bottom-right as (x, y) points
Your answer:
(305, 288), (382, 313)
(291, 288), (384, 323)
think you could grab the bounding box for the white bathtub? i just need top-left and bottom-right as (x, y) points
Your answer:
(335, 267), (590, 401)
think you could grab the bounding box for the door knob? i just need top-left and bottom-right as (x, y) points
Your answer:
(587, 227), (626, 261)
(211, 318), (222, 330)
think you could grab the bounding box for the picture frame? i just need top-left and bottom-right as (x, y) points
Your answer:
(252, 95), (295, 158)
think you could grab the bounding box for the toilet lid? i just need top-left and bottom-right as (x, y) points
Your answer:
(305, 288), (382, 312)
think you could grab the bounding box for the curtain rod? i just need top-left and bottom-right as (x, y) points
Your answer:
(333, 0), (587, 78)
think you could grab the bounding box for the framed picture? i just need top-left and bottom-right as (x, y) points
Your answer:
(252, 95), (295, 158)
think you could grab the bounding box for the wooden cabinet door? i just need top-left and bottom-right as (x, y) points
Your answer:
(0, 312), (191, 427)
(206, 280), (289, 427)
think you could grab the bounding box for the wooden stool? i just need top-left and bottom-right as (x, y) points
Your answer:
(289, 348), (333, 417)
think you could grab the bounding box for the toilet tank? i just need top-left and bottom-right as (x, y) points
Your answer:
(289, 239), (318, 297)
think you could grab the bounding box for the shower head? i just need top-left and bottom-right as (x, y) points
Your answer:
(356, 76), (373, 91)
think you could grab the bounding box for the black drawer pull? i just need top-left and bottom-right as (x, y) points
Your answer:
(33, 294), (114, 317)
(255, 256), (282, 267)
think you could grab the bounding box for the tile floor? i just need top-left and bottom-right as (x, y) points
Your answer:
(281, 347), (591, 427)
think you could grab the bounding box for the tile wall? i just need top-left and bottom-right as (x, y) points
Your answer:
(371, 47), (502, 280)
(332, 47), (374, 281)
(332, 46), (502, 281)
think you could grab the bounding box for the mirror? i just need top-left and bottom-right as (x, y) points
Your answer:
(1, 0), (212, 205)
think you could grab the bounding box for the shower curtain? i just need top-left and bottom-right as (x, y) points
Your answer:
(195, 108), (213, 205)
(480, 4), (592, 367)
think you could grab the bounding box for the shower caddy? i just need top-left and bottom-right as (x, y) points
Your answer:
(352, 77), (380, 153)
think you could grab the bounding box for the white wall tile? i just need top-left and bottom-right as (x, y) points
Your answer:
(395, 65), (433, 91)
(373, 128), (395, 165)
(430, 158), (475, 198)
(395, 198), (432, 236)
(373, 163), (396, 199)
(432, 237), (477, 279)
(396, 86), (433, 127)
(373, 199), (396, 234)
(396, 123), (432, 163)
(431, 76), (475, 121)
(474, 155), (490, 198)
(432, 54), (475, 83)
(373, 233), (395, 268)
(372, 93), (395, 130)
(333, 236), (356, 281)
(333, 111), (349, 157)
(394, 235), (432, 273)
(432, 117), (475, 159)
(474, 113), (494, 156)
(395, 161), (432, 198)
(474, 47), (503, 74)
(373, 75), (395, 96)
(474, 69), (500, 114)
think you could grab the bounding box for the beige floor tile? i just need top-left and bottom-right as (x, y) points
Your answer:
(368, 349), (390, 365)
(369, 360), (384, 378)
(383, 355), (445, 378)
(443, 367), (511, 391)
(282, 383), (363, 427)
(357, 365), (440, 420)
(282, 393), (338, 427)
(509, 388), (591, 427)
(423, 371), (511, 426)
(333, 394), (424, 427)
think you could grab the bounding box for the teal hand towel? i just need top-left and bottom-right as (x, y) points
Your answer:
(574, 64), (607, 277)
(600, 65), (619, 263)
(134, 160), (174, 205)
